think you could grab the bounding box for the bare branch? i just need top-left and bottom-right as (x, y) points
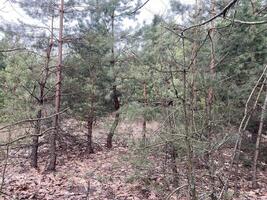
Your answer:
(0, 127), (54, 147)
(181, 0), (239, 32)
(0, 48), (26, 53)
(166, 184), (188, 200)
(0, 108), (68, 131)
(128, 0), (150, 15)
(225, 17), (267, 25)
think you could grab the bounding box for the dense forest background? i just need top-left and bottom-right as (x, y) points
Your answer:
(0, 0), (267, 199)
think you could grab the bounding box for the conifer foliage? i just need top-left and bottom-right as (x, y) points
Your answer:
(0, 0), (267, 199)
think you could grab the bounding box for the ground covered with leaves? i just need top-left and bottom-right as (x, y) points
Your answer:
(0, 119), (267, 200)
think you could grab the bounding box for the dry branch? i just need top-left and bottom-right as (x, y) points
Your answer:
(166, 184), (188, 200)
(181, 0), (239, 32)
(0, 108), (68, 131)
(0, 127), (54, 147)
(218, 64), (267, 199)
(0, 48), (26, 53)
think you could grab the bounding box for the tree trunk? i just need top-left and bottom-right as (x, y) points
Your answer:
(31, 16), (54, 169)
(252, 88), (267, 188)
(31, 109), (41, 168)
(190, 0), (199, 133)
(166, 110), (179, 187)
(207, 1), (216, 198)
(183, 69), (197, 200)
(47, 0), (64, 171)
(251, 131), (258, 144)
(142, 82), (148, 139)
(170, 143), (179, 188)
(106, 85), (120, 149)
(106, 10), (120, 149)
(207, 0), (216, 115)
(182, 33), (197, 198)
(107, 112), (120, 149)
(87, 115), (94, 154)
(142, 120), (147, 138)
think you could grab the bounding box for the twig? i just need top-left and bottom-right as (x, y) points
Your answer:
(218, 65), (267, 199)
(0, 108), (68, 131)
(0, 128), (11, 193)
(0, 127), (54, 147)
(128, 0), (150, 15)
(181, 0), (239, 32)
(0, 48), (26, 53)
(165, 184), (188, 200)
(85, 180), (90, 200)
(225, 17), (267, 25)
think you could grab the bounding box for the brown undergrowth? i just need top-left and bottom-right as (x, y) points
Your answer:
(0, 119), (266, 200)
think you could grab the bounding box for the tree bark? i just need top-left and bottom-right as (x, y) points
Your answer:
(167, 112), (179, 188)
(190, 0), (199, 133)
(252, 87), (267, 188)
(182, 29), (197, 198)
(107, 86), (120, 149)
(142, 81), (148, 139)
(31, 109), (41, 168)
(31, 16), (54, 169)
(106, 10), (120, 149)
(170, 143), (179, 188)
(107, 112), (120, 149)
(207, 1), (216, 199)
(183, 70), (197, 200)
(87, 115), (94, 154)
(47, 0), (64, 171)
(207, 0), (216, 114)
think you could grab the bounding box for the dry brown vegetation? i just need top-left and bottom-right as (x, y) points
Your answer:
(0, 118), (266, 200)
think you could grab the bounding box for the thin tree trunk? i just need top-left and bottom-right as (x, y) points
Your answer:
(167, 111), (179, 188)
(107, 87), (120, 148)
(47, 0), (64, 171)
(142, 120), (146, 135)
(142, 81), (148, 139)
(107, 112), (120, 149)
(87, 115), (94, 154)
(184, 69), (197, 200)
(190, 0), (199, 133)
(219, 67), (267, 199)
(106, 86), (120, 149)
(31, 109), (41, 168)
(207, 0), (216, 114)
(106, 11), (120, 149)
(233, 76), (267, 195)
(182, 33), (197, 199)
(31, 16), (54, 169)
(170, 143), (179, 188)
(252, 87), (267, 188)
(1, 130), (10, 192)
(207, 1), (216, 199)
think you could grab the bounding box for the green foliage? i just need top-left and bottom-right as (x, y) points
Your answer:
(216, 1), (267, 124)
(62, 0), (143, 121)
(0, 35), (56, 122)
(63, 52), (111, 119)
(2, 0), (267, 197)
(0, 51), (37, 121)
(121, 102), (161, 122)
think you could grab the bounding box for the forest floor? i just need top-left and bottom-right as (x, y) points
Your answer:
(0, 118), (267, 200)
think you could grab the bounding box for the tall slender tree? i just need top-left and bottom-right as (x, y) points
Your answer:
(31, 17), (54, 168)
(47, 0), (64, 171)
